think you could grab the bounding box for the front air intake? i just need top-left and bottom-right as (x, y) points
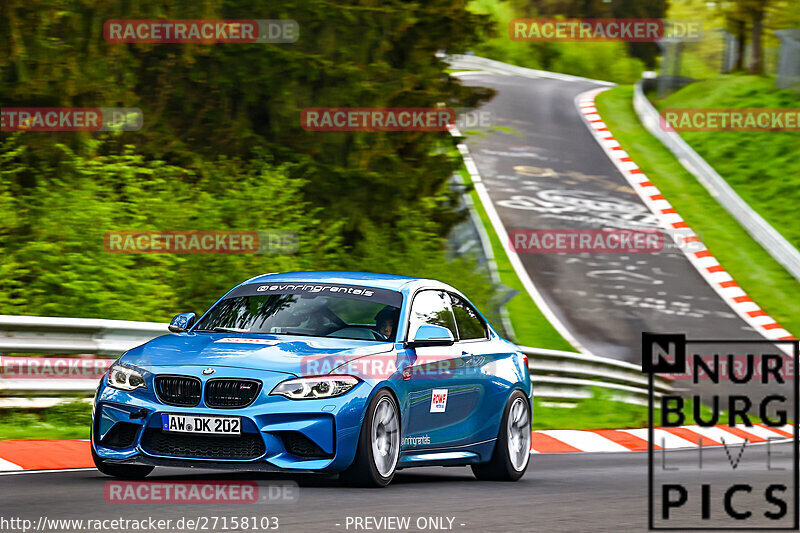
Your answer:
(154, 375), (202, 407)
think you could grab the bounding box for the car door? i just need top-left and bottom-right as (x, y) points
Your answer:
(448, 292), (500, 443)
(403, 290), (481, 450)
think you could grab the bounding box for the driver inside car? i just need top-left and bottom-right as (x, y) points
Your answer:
(374, 307), (399, 341)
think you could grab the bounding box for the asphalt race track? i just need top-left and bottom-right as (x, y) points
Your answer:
(457, 72), (766, 363)
(0, 443), (793, 532)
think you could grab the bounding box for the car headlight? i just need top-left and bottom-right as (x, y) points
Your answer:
(270, 376), (359, 400)
(107, 364), (146, 391)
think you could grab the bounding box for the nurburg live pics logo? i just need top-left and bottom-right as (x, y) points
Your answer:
(643, 332), (799, 530)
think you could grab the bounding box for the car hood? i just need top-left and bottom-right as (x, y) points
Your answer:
(120, 332), (395, 376)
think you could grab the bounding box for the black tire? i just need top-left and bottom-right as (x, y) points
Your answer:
(472, 390), (531, 481)
(340, 390), (400, 488)
(91, 428), (153, 479)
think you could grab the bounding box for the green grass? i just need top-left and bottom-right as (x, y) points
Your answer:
(533, 390), (762, 430)
(0, 401), (91, 440)
(654, 75), (800, 255)
(533, 395), (652, 430)
(595, 86), (800, 337)
(455, 153), (576, 352)
(467, 0), (646, 84)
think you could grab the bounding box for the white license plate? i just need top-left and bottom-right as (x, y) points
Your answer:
(161, 414), (241, 435)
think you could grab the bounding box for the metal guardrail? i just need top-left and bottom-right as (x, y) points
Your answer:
(0, 316), (669, 406)
(633, 79), (800, 283)
(0, 315), (168, 356)
(525, 346), (671, 405)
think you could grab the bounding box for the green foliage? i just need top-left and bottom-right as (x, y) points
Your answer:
(0, 400), (92, 440)
(1, 0), (496, 245)
(595, 85), (800, 338)
(468, 0), (646, 83)
(0, 1), (508, 321)
(654, 75), (800, 255)
(0, 136), (340, 320)
(533, 389), (652, 430)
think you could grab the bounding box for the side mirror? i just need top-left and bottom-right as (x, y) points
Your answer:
(169, 312), (197, 333)
(406, 324), (455, 348)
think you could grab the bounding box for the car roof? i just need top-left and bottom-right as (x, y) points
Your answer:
(240, 271), (445, 292)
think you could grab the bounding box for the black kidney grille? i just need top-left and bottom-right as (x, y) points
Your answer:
(141, 429), (266, 459)
(205, 379), (262, 408)
(154, 376), (202, 407)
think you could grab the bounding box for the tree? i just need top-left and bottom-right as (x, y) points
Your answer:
(0, 0), (495, 246)
(529, 0), (668, 69)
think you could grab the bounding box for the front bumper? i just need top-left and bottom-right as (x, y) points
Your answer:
(93, 366), (372, 473)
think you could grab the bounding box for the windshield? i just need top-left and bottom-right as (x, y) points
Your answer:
(193, 283), (402, 342)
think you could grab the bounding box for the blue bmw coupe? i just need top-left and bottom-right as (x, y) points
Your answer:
(92, 271), (532, 487)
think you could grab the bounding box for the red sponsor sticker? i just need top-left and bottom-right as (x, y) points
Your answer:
(214, 338), (280, 345)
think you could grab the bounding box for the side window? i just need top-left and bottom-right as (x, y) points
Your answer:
(450, 294), (488, 340)
(407, 290), (457, 340)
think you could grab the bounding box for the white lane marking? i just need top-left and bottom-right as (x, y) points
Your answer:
(538, 430), (630, 452)
(449, 71), (487, 77)
(0, 458), (23, 471)
(452, 138), (590, 354)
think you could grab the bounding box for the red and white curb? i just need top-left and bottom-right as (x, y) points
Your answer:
(0, 440), (93, 472)
(533, 423), (794, 453)
(576, 89), (795, 345)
